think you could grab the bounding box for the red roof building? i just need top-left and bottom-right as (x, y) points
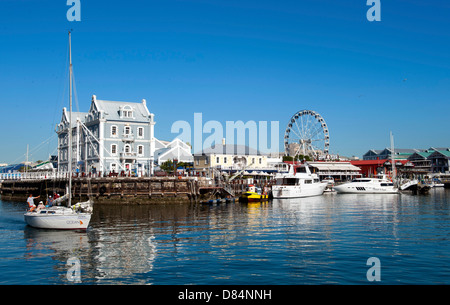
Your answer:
(350, 159), (410, 177)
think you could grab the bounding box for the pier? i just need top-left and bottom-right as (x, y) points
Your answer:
(0, 172), (253, 204)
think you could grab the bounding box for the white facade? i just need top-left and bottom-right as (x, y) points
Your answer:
(56, 95), (156, 176)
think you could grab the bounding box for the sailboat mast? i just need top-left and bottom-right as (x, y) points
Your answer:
(68, 31), (73, 207)
(390, 131), (396, 184)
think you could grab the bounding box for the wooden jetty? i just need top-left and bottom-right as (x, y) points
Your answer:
(399, 179), (431, 195)
(0, 176), (248, 204)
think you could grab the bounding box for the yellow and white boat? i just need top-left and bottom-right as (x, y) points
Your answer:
(239, 185), (269, 203)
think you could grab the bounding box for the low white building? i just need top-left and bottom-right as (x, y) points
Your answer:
(154, 138), (193, 164)
(193, 144), (273, 174)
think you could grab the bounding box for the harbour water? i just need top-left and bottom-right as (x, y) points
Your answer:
(0, 188), (449, 285)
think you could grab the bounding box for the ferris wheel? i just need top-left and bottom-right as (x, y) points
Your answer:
(284, 110), (330, 159)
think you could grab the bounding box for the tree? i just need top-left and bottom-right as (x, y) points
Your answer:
(282, 155), (312, 162)
(160, 160), (174, 173)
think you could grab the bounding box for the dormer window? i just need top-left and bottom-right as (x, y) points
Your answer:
(121, 105), (133, 118)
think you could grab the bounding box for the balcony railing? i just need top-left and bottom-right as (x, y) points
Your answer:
(122, 133), (135, 141)
(120, 152), (137, 159)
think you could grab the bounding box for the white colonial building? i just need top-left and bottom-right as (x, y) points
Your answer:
(56, 95), (192, 176)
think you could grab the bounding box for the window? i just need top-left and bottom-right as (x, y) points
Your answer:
(111, 126), (118, 137)
(111, 144), (117, 155)
(138, 145), (144, 156)
(259, 158), (262, 164)
(122, 105), (133, 118)
(205, 157), (208, 165)
(137, 127), (144, 138)
(196, 159), (199, 166)
(124, 144), (131, 154)
(216, 157), (220, 163)
(224, 157), (227, 163)
(110, 163), (117, 172)
(280, 178), (298, 185)
(124, 126), (131, 136)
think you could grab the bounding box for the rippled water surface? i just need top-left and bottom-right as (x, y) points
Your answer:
(1, 188), (449, 284)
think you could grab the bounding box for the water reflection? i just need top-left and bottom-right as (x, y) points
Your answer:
(23, 227), (90, 259)
(2, 189), (449, 284)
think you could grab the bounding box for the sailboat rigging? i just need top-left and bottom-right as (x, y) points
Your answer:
(24, 31), (93, 230)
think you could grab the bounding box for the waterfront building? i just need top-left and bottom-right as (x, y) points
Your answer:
(56, 95), (159, 176)
(304, 161), (362, 182)
(193, 144), (269, 175)
(154, 138), (193, 164)
(407, 151), (433, 173)
(362, 149), (383, 161)
(350, 159), (410, 178)
(362, 147), (450, 174)
(429, 148), (450, 173)
(362, 148), (421, 161)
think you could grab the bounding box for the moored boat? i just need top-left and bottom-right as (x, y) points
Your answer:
(271, 164), (327, 199)
(333, 175), (398, 194)
(239, 185), (269, 202)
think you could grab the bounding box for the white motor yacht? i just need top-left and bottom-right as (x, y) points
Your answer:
(334, 175), (398, 194)
(271, 164), (328, 199)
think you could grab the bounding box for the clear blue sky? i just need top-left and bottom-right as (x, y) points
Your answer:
(0, 0), (449, 163)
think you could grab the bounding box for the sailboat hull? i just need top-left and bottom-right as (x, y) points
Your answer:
(24, 211), (91, 230)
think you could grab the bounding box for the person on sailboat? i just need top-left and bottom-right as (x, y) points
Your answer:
(27, 194), (40, 212)
(36, 201), (45, 212)
(46, 195), (53, 207)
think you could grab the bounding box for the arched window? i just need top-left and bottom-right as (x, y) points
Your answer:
(122, 105), (133, 118)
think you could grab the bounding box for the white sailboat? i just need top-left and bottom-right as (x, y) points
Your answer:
(271, 163), (328, 199)
(24, 31), (93, 230)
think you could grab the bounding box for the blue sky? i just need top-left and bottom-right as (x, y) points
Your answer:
(0, 0), (449, 163)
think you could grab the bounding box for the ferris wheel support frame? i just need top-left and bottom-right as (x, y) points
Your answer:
(284, 109), (330, 160)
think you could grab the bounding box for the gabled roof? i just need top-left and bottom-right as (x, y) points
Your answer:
(91, 95), (153, 122)
(382, 148), (422, 154)
(408, 151), (433, 160)
(429, 149), (450, 158)
(363, 149), (382, 156)
(154, 137), (193, 163)
(60, 108), (88, 128)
